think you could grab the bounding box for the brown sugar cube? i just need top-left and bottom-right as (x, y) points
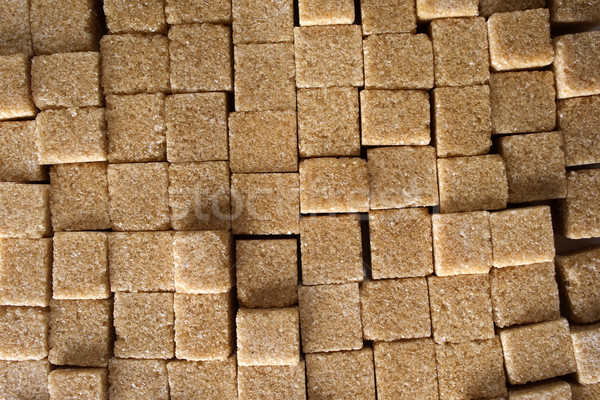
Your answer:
(368, 146), (438, 210)
(433, 85), (492, 157)
(300, 215), (363, 286)
(294, 25), (363, 88)
(231, 173), (300, 235)
(0, 121), (45, 182)
(49, 368), (107, 400)
(100, 34), (169, 95)
(237, 307), (300, 366)
(437, 155), (509, 214)
(500, 318), (577, 384)
(298, 0), (354, 26)
(571, 324), (600, 384)
(0, 183), (50, 239)
(165, 0), (231, 24)
(36, 108), (107, 164)
(488, 9), (553, 71)
(0, 306), (47, 361)
(168, 356), (237, 400)
(109, 232), (173, 292)
(490, 262), (561, 328)
(104, 0), (166, 34)
(0, 54), (35, 120)
(361, 0), (416, 35)
(498, 131), (567, 203)
(169, 24), (232, 93)
(174, 292), (234, 361)
(417, 0), (478, 20)
(234, 43), (295, 113)
(361, 89), (430, 146)
(114, 292), (174, 359)
(430, 17), (489, 87)
(436, 337), (507, 400)
(550, 0), (600, 24)
(169, 162), (231, 231)
(108, 359), (169, 400)
(0, 0), (33, 56)
(238, 362), (306, 400)
(364, 34), (433, 90)
(300, 157), (369, 213)
(229, 111), (297, 173)
(432, 211), (493, 276)
(570, 382), (600, 399)
(306, 348), (375, 400)
(556, 246), (600, 324)
(428, 274), (495, 344)
(52, 232), (109, 300)
(232, 0), (293, 44)
(236, 239), (298, 308)
(490, 71), (557, 134)
(374, 339), (438, 400)
(509, 380), (572, 400)
(106, 94), (166, 163)
(479, 0), (546, 17)
(297, 87), (360, 157)
(0, 239), (51, 306)
(554, 32), (600, 99)
(360, 277), (431, 341)
(49, 299), (112, 367)
(558, 170), (600, 239)
(107, 163), (170, 231)
(173, 231), (233, 294)
(298, 283), (362, 353)
(369, 208), (433, 279)
(0, 360), (50, 400)
(49, 163), (110, 231)
(165, 92), (228, 162)
(490, 206), (555, 268)
(557, 96), (600, 167)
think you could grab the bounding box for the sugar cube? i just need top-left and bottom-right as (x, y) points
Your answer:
(361, 0), (416, 35)
(554, 32), (600, 99)
(558, 169), (600, 239)
(0, 0), (33, 56)
(571, 323), (600, 384)
(570, 381), (600, 399)
(108, 359), (169, 400)
(0, 306), (47, 361)
(557, 95), (600, 167)
(0, 183), (50, 239)
(298, 0), (354, 25)
(238, 362), (306, 400)
(416, 0), (478, 20)
(232, 0), (294, 44)
(165, 0), (231, 24)
(508, 380), (572, 400)
(167, 356), (237, 400)
(0, 121), (45, 182)
(0, 360), (49, 400)
(550, 0), (600, 24)
(479, 0), (546, 17)
(48, 368), (107, 400)
(0, 54), (36, 120)
(104, 0), (166, 34)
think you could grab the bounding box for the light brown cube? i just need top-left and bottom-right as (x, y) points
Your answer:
(489, 71), (557, 134)
(236, 239), (298, 308)
(361, 89), (430, 146)
(294, 25), (363, 88)
(364, 34), (433, 89)
(298, 87), (360, 157)
(432, 211), (492, 276)
(168, 356), (237, 400)
(173, 231), (233, 294)
(0, 0), (33, 56)
(114, 292), (174, 359)
(0, 238), (51, 306)
(558, 169), (600, 239)
(165, 0), (231, 24)
(100, 34), (169, 95)
(0, 306), (47, 361)
(232, 0), (293, 44)
(550, 0), (600, 24)
(49, 299), (112, 367)
(360, 278), (430, 341)
(417, 0), (478, 20)
(490, 206), (555, 268)
(500, 318), (577, 385)
(373, 339), (438, 400)
(237, 307), (300, 366)
(488, 9), (553, 71)
(433, 85), (492, 157)
(300, 215), (363, 286)
(49, 162), (110, 231)
(570, 382), (600, 399)
(49, 368), (107, 400)
(479, 0), (546, 17)
(234, 43), (296, 112)
(509, 380), (572, 400)
(104, 0), (166, 34)
(361, 0), (416, 35)
(298, 0), (354, 25)
(369, 208), (433, 279)
(174, 292), (234, 361)
(105, 93), (166, 163)
(298, 283), (362, 353)
(554, 32), (600, 99)
(0, 54), (36, 120)
(571, 324), (600, 384)
(556, 246), (600, 324)
(108, 232), (174, 292)
(557, 95), (600, 167)
(238, 362), (306, 400)
(306, 348), (375, 400)
(231, 173), (300, 235)
(435, 337), (507, 400)
(490, 262), (561, 328)
(52, 232), (109, 300)
(165, 92), (228, 162)
(31, 52), (102, 110)
(108, 359), (169, 400)
(0, 360), (50, 400)
(0, 183), (50, 239)
(368, 146), (438, 210)
(0, 121), (45, 182)
(107, 163), (170, 231)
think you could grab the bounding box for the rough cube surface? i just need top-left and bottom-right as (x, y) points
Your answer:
(559, 169), (600, 239)
(167, 356), (237, 400)
(238, 362), (306, 400)
(570, 382), (600, 399)
(557, 95), (600, 167)
(0, 54), (35, 120)
(361, 0), (416, 35)
(0, 360), (50, 400)
(104, 0), (166, 34)
(550, 0), (600, 23)
(48, 368), (107, 400)
(0, 0), (33, 56)
(0, 121), (45, 182)
(0, 306), (47, 361)
(108, 359), (169, 400)
(417, 0), (478, 20)
(0, 183), (50, 239)
(298, 0), (354, 25)
(480, 0), (546, 17)
(571, 324), (600, 384)
(165, 0), (231, 24)
(508, 380), (572, 400)
(554, 32), (600, 99)
(232, 0), (294, 44)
